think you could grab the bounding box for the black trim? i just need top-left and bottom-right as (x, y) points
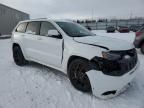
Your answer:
(39, 21), (42, 35)
(73, 39), (109, 50)
(84, 43), (109, 50)
(61, 39), (64, 63)
(102, 90), (116, 96)
(25, 22), (28, 33)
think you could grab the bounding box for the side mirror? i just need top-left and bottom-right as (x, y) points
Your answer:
(48, 30), (62, 39)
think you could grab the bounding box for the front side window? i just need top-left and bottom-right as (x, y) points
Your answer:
(26, 22), (40, 35)
(56, 21), (94, 37)
(40, 22), (56, 36)
(16, 22), (27, 33)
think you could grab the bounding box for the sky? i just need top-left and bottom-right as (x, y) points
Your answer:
(0, 0), (144, 19)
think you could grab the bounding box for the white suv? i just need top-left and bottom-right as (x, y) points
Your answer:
(12, 19), (139, 99)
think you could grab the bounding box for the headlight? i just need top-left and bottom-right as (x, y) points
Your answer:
(102, 51), (121, 60)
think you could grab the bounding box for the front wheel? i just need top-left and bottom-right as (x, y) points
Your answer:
(68, 59), (91, 92)
(13, 46), (28, 66)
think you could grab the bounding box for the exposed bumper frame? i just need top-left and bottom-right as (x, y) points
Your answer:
(86, 61), (140, 99)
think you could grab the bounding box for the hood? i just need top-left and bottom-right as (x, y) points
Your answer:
(74, 35), (134, 51)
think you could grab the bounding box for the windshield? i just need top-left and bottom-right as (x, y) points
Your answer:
(56, 21), (94, 37)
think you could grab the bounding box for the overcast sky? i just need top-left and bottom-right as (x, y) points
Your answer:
(0, 0), (144, 19)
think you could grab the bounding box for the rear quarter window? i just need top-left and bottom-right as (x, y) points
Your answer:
(16, 22), (27, 33)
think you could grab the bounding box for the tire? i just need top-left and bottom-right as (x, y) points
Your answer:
(140, 42), (144, 54)
(68, 58), (91, 92)
(13, 46), (28, 66)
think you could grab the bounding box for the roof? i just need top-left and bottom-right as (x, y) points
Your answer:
(19, 18), (74, 23)
(0, 3), (29, 15)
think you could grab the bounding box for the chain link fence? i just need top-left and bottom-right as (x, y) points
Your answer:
(79, 19), (144, 30)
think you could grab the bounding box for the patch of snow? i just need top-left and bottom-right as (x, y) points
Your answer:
(0, 35), (11, 39)
(0, 35), (144, 108)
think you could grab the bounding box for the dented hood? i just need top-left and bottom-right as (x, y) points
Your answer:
(74, 35), (134, 50)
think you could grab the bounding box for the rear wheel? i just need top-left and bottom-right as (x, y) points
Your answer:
(140, 42), (144, 54)
(13, 46), (28, 66)
(68, 58), (91, 92)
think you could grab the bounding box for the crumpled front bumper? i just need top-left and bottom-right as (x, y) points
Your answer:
(86, 61), (140, 99)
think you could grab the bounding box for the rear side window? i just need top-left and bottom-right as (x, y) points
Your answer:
(26, 22), (40, 35)
(16, 22), (27, 33)
(40, 22), (56, 36)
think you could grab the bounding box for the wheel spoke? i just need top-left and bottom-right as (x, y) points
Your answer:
(72, 63), (89, 87)
(69, 59), (91, 92)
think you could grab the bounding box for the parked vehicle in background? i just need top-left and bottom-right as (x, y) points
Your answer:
(117, 26), (130, 33)
(12, 19), (139, 99)
(86, 26), (91, 30)
(106, 26), (115, 33)
(129, 25), (142, 32)
(134, 26), (144, 54)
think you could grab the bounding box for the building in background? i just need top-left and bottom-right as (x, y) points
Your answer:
(0, 4), (29, 35)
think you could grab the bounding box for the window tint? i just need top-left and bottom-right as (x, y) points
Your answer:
(40, 22), (56, 36)
(16, 22), (27, 33)
(26, 22), (40, 35)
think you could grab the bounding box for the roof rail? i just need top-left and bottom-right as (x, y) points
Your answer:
(30, 18), (47, 20)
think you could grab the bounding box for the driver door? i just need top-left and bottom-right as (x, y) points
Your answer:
(35, 21), (63, 68)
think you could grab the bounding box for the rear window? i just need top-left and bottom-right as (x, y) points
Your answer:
(16, 22), (27, 33)
(26, 22), (40, 35)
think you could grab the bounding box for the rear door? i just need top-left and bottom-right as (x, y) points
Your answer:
(23, 21), (41, 59)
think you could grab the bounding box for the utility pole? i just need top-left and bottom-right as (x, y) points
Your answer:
(130, 11), (133, 19)
(91, 8), (94, 20)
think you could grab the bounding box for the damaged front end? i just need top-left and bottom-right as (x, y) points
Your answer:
(86, 48), (139, 99)
(90, 48), (138, 76)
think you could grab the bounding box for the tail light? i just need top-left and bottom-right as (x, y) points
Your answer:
(136, 32), (142, 37)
